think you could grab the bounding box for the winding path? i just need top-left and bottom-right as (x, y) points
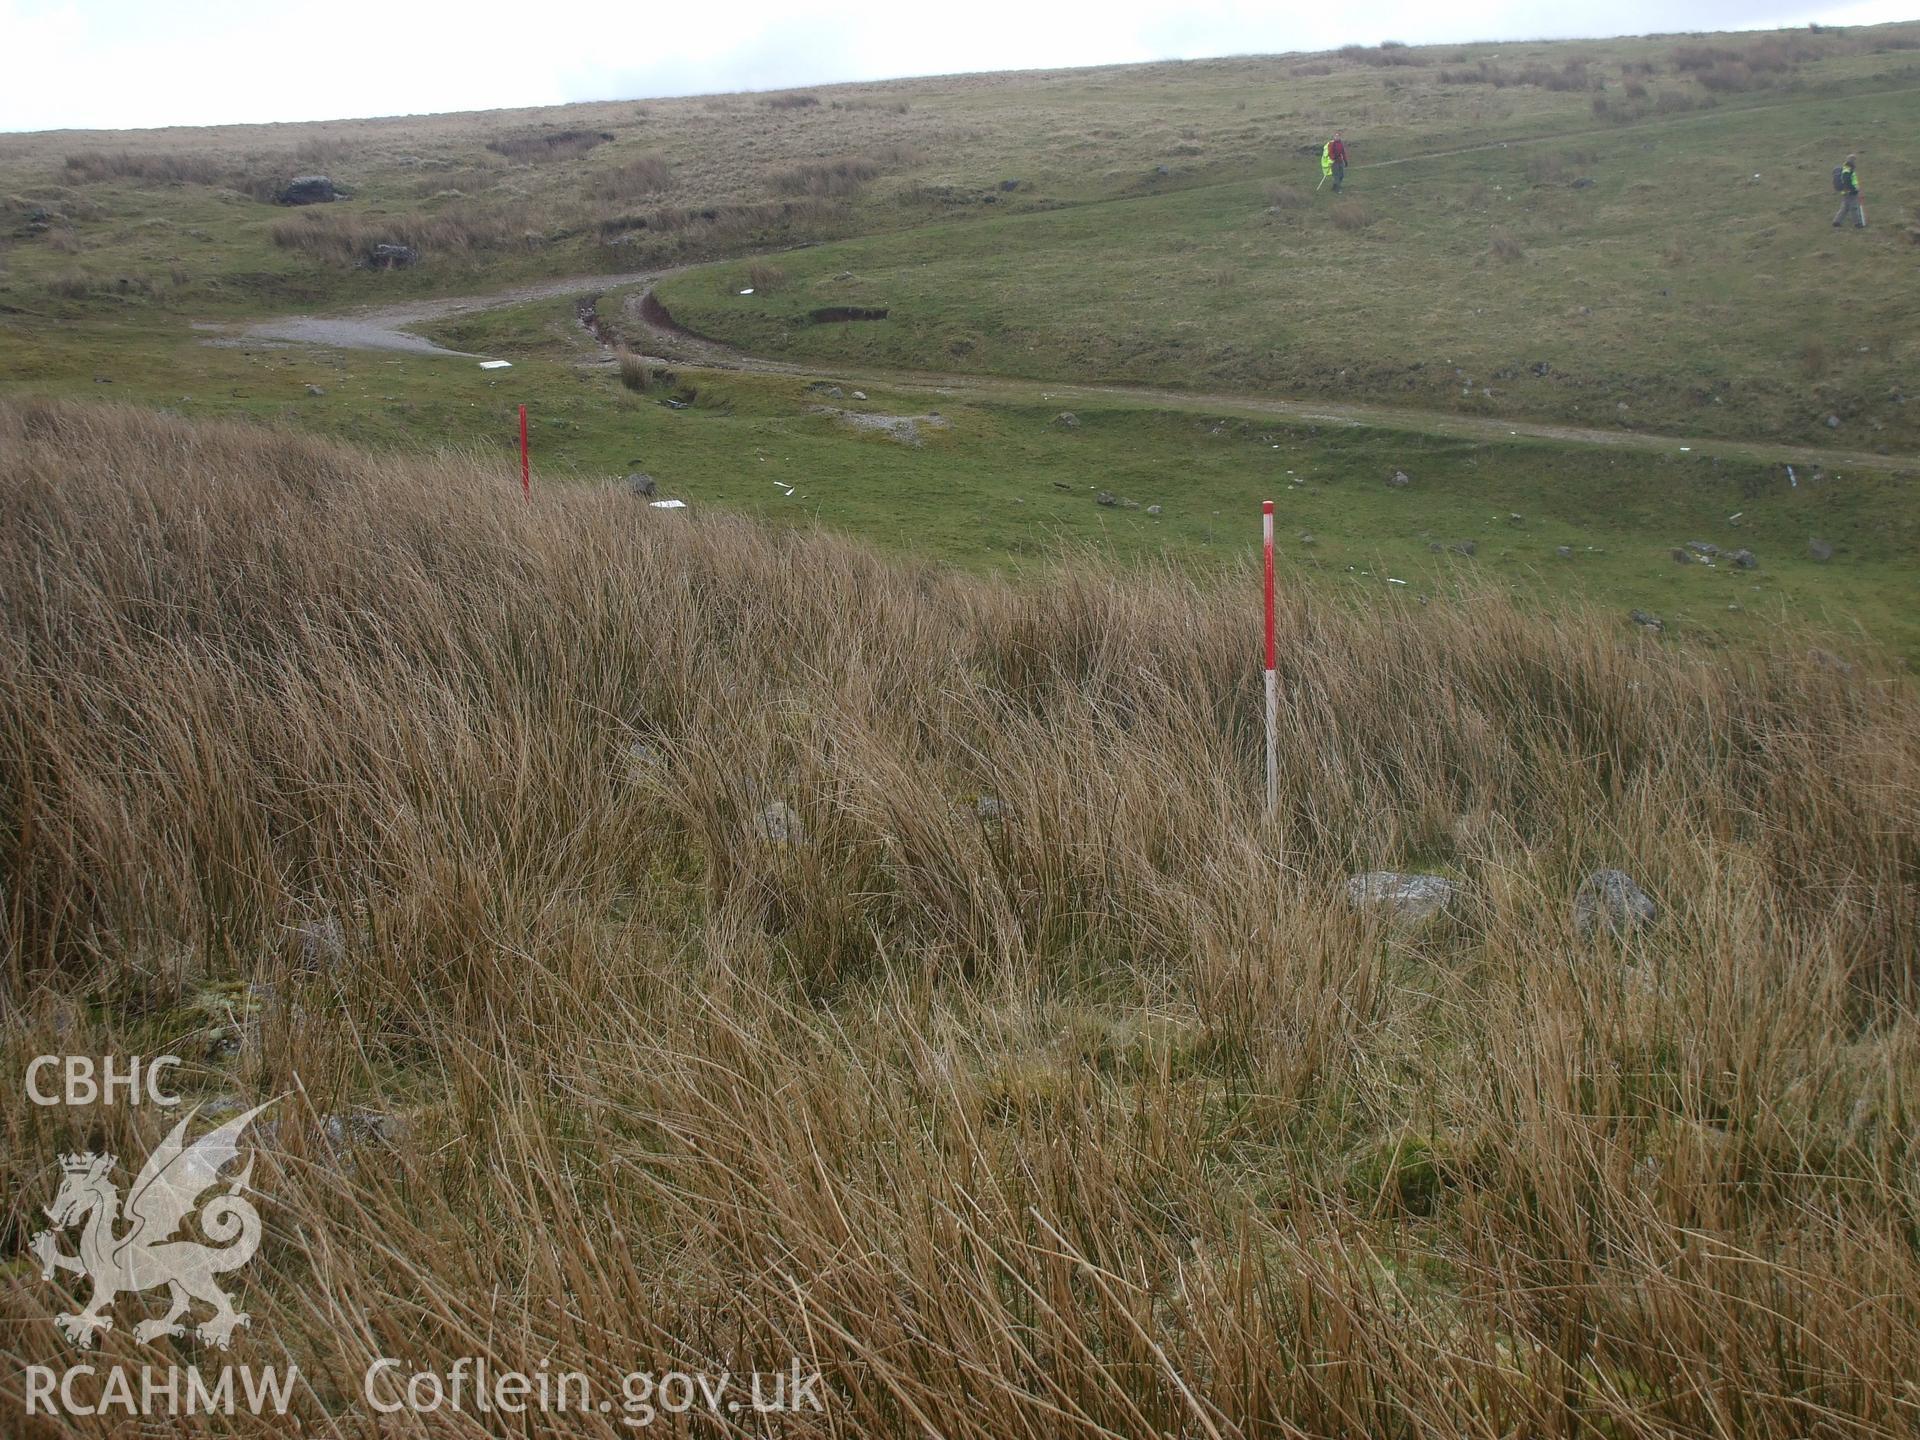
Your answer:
(232, 270), (675, 356)
(226, 271), (1918, 477)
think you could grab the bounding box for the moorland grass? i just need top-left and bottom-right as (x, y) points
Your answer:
(1, 397), (1915, 1435)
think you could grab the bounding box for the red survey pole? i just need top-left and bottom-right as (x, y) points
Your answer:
(1262, 500), (1277, 816)
(519, 404), (530, 500)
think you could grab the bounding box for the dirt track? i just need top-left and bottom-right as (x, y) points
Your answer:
(617, 288), (1919, 477)
(228, 273), (1919, 478)
(231, 271), (673, 356)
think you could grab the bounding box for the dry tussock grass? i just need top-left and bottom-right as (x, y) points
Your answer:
(1, 399), (1916, 1436)
(484, 128), (614, 163)
(745, 260), (787, 292)
(771, 156), (883, 199)
(270, 204), (546, 264)
(63, 150), (230, 185)
(1329, 200), (1373, 231)
(1263, 180), (1307, 212)
(590, 151), (672, 203)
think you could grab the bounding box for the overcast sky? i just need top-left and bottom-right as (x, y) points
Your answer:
(4, 0), (1913, 132)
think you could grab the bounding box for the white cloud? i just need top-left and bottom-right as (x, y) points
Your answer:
(3, 0), (1913, 132)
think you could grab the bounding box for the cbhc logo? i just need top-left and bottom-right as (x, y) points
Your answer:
(25, 1056), (183, 1107)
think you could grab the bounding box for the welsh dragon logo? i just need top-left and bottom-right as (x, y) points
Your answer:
(31, 1101), (276, 1350)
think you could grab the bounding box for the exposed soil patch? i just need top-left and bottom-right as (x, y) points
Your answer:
(577, 294), (615, 347)
(813, 406), (950, 446)
(638, 289), (725, 345)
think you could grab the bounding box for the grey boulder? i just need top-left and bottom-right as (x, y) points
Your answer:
(294, 912), (346, 968)
(277, 175), (342, 205)
(1573, 868), (1657, 938)
(1346, 872), (1457, 923)
(756, 801), (805, 845)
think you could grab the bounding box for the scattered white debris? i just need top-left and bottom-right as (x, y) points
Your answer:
(1787, 466), (1797, 488)
(649, 498), (687, 509)
(478, 360), (512, 370)
(1388, 578), (1408, 586)
(739, 288), (755, 295)
(1678, 446), (1690, 452)
(1729, 512), (1743, 522)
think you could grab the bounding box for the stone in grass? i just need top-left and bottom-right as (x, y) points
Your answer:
(1729, 548), (1757, 569)
(974, 793), (1005, 822)
(1807, 537), (1834, 562)
(1572, 869), (1657, 938)
(322, 1111), (409, 1149)
(622, 739), (664, 784)
(276, 175), (342, 205)
(1345, 872), (1458, 923)
(626, 472), (658, 498)
(1629, 609), (1663, 632)
(756, 801), (805, 845)
(294, 912), (346, 969)
(1387, 470), (1412, 487)
(1052, 411), (1080, 429)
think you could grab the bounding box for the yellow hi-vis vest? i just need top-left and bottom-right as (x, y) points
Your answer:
(1321, 144), (1334, 176)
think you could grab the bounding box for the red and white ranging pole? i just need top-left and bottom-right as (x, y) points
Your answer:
(1262, 500), (1277, 816)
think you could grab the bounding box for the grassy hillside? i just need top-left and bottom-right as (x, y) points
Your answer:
(3, 399), (1917, 1436)
(4, 24), (1917, 667)
(655, 53), (1920, 449)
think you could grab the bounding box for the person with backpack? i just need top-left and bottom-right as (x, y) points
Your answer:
(1322, 131), (1348, 193)
(1833, 155), (1865, 229)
